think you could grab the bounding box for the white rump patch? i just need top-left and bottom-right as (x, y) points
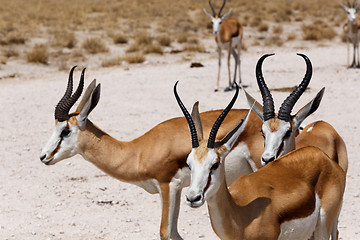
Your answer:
(278, 194), (320, 240)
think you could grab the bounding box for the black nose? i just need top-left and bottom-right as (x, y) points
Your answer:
(186, 195), (202, 203)
(40, 155), (46, 161)
(262, 156), (275, 164)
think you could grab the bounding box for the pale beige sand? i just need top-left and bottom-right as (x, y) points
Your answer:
(0, 42), (359, 239)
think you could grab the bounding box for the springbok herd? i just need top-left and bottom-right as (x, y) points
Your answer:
(38, 0), (358, 239)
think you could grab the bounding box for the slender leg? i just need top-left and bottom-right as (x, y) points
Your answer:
(231, 47), (238, 86)
(215, 46), (221, 92)
(159, 183), (171, 240)
(356, 36), (360, 67)
(237, 40), (242, 85)
(346, 37), (350, 68)
(169, 181), (183, 240)
(352, 41), (356, 68)
(224, 42), (232, 92)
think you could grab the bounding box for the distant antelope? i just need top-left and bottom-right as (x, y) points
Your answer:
(40, 66), (266, 240)
(175, 83), (345, 240)
(204, 0), (243, 92)
(340, 0), (360, 68)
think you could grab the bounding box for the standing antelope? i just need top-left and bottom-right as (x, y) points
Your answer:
(204, 0), (243, 92)
(175, 83), (345, 240)
(340, 0), (360, 68)
(40, 66), (266, 240)
(243, 53), (348, 173)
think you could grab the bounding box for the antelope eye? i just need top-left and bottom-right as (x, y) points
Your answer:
(210, 162), (220, 171)
(60, 128), (71, 138)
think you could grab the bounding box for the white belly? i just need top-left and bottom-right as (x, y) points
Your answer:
(278, 194), (320, 240)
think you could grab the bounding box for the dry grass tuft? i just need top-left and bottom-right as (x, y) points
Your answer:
(26, 44), (49, 64)
(123, 52), (146, 64)
(135, 32), (153, 45)
(52, 31), (77, 49)
(113, 34), (128, 44)
(82, 38), (109, 54)
(158, 35), (172, 47)
(258, 22), (269, 32)
(183, 43), (206, 53)
(101, 56), (123, 67)
(4, 48), (19, 58)
(6, 32), (26, 45)
(302, 20), (336, 41)
(272, 25), (283, 34)
(265, 34), (284, 46)
(287, 32), (297, 41)
(144, 44), (163, 54)
(126, 43), (141, 53)
(177, 34), (189, 44)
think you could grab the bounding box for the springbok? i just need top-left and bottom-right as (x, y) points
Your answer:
(175, 84), (346, 240)
(40, 66), (265, 240)
(243, 53), (348, 173)
(340, 0), (360, 68)
(204, 0), (243, 92)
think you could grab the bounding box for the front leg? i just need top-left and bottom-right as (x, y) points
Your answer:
(159, 182), (183, 240)
(215, 46), (222, 92)
(231, 47), (238, 86)
(225, 42), (233, 92)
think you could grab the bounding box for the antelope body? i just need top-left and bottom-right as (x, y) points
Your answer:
(204, 0), (243, 91)
(341, 0), (360, 68)
(40, 67), (264, 240)
(175, 84), (346, 240)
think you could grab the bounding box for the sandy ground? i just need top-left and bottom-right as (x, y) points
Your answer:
(0, 41), (359, 240)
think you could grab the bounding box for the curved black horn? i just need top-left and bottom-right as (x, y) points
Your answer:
(256, 54), (275, 121)
(174, 82), (199, 148)
(207, 83), (239, 149)
(218, 0), (226, 17)
(209, 0), (216, 17)
(54, 66), (85, 122)
(278, 53), (312, 122)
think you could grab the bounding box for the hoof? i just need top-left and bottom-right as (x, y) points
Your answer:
(214, 89), (219, 92)
(224, 87), (233, 92)
(241, 84), (249, 89)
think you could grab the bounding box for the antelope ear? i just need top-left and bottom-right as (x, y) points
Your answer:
(216, 109), (251, 158)
(191, 101), (204, 141)
(203, 8), (213, 18)
(293, 87), (325, 129)
(77, 84), (101, 128)
(243, 88), (264, 121)
(340, 2), (348, 11)
(221, 8), (232, 20)
(76, 79), (97, 113)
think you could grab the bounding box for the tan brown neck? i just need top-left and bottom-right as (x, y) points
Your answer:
(206, 175), (252, 239)
(77, 120), (145, 182)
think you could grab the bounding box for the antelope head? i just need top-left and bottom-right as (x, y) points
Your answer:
(340, 0), (360, 22)
(244, 54), (325, 166)
(174, 82), (250, 208)
(40, 66), (100, 165)
(203, 0), (232, 34)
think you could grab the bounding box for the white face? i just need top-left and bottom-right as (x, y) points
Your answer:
(261, 119), (294, 166)
(211, 17), (222, 34)
(185, 148), (223, 208)
(40, 119), (80, 165)
(346, 8), (357, 22)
